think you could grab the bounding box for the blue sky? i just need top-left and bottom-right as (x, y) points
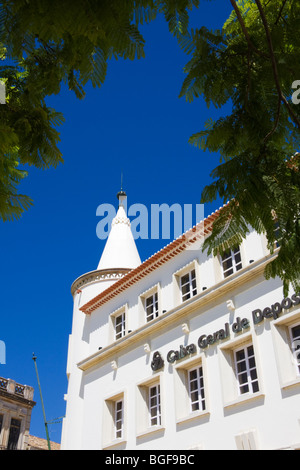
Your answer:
(0, 1), (233, 443)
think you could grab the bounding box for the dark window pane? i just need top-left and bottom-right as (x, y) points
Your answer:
(7, 419), (21, 450)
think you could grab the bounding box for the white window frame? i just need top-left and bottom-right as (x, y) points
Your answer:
(136, 375), (164, 438)
(173, 356), (209, 425)
(173, 260), (199, 305)
(289, 322), (300, 376)
(139, 284), (161, 326)
(234, 343), (259, 396)
(188, 365), (206, 413)
(114, 399), (124, 439)
(148, 383), (161, 427)
(102, 391), (126, 449)
(273, 220), (281, 249)
(219, 333), (264, 408)
(109, 304), (128, 343)
(221, 246), (243, 279)
(180, 269), (197, 302)
(145, 292), (159, 323)
(271, 309), (300, 389)
(115, 312), (126, 340)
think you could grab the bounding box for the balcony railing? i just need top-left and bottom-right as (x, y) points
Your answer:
(0, 377), (34, 401)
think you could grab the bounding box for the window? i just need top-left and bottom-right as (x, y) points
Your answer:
(149, 384), (161, 427)
(115, 312), (126, 340)
(290, 323), (300, 376)
(234, 344), (259, 395)
(188, 366), (206, 412)
(145, 292), (159, 322)
(181, 269), (197, 302)
(109, 304), (128, 344)
(139, 284), (161, 326)
(7, 418), (21, 450)
(173, 358), (209, 424)
(222, 247), (242, 278)
(103, 392), (126, 449)
(173, 261), (199, 305)
(114, 399), (124, 439)
(219, 335), (263, 407)
(274, 220), (281, 248)
(271, 313), (300, 388)
(136, 377), (164, 438)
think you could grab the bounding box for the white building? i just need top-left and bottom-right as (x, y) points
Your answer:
(61, 192), (300, 450)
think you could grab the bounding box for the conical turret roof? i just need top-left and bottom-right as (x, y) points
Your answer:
(97, 191), (141, 271)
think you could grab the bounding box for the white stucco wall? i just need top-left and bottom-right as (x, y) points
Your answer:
(61, 230), (300, 450)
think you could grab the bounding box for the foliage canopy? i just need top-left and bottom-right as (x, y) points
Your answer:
(0, 0), (299, 294)
(179, 0), (300, 294)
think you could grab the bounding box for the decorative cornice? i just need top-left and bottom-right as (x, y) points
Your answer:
(111, 214), (131, 227)
(71, 268), (131, 296)
(77, 254), (276, 371)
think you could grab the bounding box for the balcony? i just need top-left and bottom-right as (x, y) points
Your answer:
(0, 377), (34, 401)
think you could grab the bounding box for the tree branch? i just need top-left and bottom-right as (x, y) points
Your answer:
(255, 0), (300, 130)
(275, 0), (288, 25)
(280, 94), (300, 129)
(229, 0), (268, 59)
(255, 0), (280, 93)
(245, 49), (252, 110)
(263, 95), (281, 144)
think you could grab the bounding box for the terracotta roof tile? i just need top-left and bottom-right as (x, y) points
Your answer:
(27, 435), (60, 450)
(80, 204), (227, 314)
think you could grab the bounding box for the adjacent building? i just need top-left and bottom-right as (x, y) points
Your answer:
(61, 192), (300, 450)
(0, 377), (61, 451)
(0, 377), (35, 450)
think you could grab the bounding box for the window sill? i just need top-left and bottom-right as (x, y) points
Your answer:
(176, 409), (210, 426)
(136, 425), (165, 439)
(224, 391), (265, 410)
(281, 377), (300, 390)
(102, 438), (127, 450)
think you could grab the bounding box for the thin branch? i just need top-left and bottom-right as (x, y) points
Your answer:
(229, 0), (269, 59)
(255, 0), (300, 130)
(254, 0), (279, 92)
(275, 0), (288, 25)
(244, 49), (252, 110)
(263, 95), (281, 144)
(280, 94), (300, 129)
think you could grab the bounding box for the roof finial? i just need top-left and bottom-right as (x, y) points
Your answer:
(117, 170), (126, 205)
